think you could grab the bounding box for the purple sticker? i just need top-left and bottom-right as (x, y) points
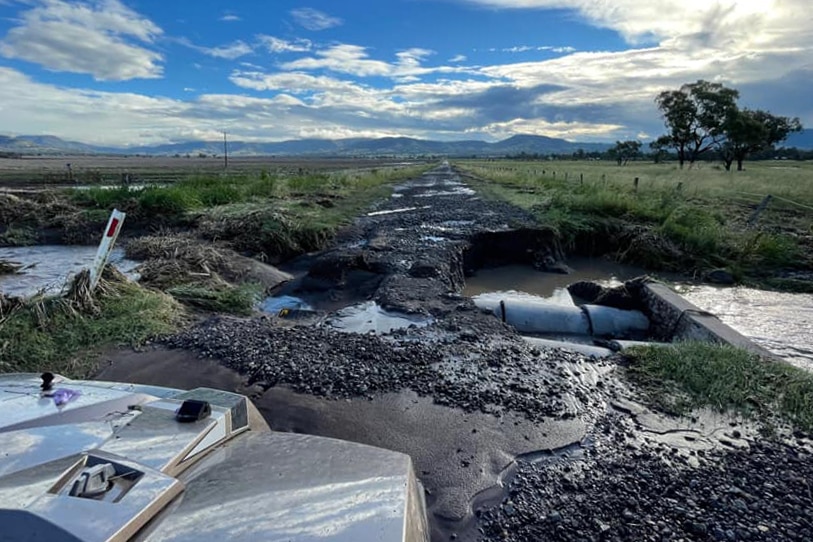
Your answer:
(51, 388), (81, 407)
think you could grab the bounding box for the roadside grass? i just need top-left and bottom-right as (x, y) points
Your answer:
(0, 225), (38, 246)
(457, 160), (813, 284)
(625, 342), (813, 431)
(0, 269), (181, 378)
(166, 283), (261, 315)
(71, 164), (430, 217)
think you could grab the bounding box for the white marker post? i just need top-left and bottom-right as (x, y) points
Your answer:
(89, 208), (126, 290)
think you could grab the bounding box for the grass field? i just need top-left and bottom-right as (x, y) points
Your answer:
(0, 155), (425, 186)
(456, 159), (813, 289)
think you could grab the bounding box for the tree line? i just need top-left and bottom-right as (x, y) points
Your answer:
(653, 80), (802, 170)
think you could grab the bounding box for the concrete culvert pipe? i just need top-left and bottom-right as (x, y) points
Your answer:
(582, 305), (650, 338)
(475, 298), (592, 335)
(475, 297), (650, 338)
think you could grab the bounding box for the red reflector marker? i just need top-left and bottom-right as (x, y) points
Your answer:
(106, 218), (120, 238)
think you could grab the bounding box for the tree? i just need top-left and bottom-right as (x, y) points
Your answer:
(720, 109), (802, 171)
(655, 80), (739, 168)
(649, 136), (671, 163)
(608, 140), (642, 165)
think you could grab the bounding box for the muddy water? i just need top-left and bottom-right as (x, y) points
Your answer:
(464, 259), (813, 369)
(463, 257), (657, 300)
(677, 285), (813, 370)
(0, 245), (139, 297)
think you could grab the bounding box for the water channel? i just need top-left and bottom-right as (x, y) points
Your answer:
(463, 257), (813, 370)
(0, 245), (139, 297)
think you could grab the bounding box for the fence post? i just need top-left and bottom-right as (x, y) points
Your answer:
(634, 177), (639, 192)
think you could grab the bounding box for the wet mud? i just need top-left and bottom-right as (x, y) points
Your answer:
(98, 164), (813, 541)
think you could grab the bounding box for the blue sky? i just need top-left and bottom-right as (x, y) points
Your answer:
(0, 0), (810, 146)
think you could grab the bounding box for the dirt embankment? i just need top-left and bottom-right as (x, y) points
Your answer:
(95, 164), (813, 542)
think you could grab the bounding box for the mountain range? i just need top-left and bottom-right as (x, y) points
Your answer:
(0, 134), (611, 157)
(1, 129), (811, 157)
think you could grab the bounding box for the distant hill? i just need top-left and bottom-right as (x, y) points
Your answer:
(782, 129), (813, 150)
(0, 134), (611, 157)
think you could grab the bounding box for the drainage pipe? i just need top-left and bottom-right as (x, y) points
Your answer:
(476, 298), (591, 335)
(475, 298), (650, 338)
(581, 305), (650, 338)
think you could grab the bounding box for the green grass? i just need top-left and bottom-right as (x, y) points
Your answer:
(625, 342), (813, 431)
(70, 164), (431, 217)
(166, 283), (261, 315)
(0, 225), (38, 246)
(456, 160), (813, 283)
(0, 278), (181, 378)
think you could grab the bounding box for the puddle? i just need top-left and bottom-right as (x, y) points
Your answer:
(420, 236), (447, 243)
(366, 206), (431, 217)
(415, 187), (476, 197)
(677, 284), (813, 370)
(259, 295), (313, 314)
(326, 301), (433, 335)
(0, 245), (139, 297)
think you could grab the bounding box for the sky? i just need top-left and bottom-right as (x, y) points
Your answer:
(0, 0), (810, 147)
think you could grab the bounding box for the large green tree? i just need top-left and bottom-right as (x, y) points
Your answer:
(608, 140), (642, 165)
(655, 80), (739, 168)
(720, 109), (802, 171)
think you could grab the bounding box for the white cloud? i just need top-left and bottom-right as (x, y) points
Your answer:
(449, 54), (468, 62)
(220, 14), (240, 22)
(290, 7), (343, 31)
(495, 45), (576, 53)
(469, 117), (625, 140)
(177, 38), (253, 60)
(280, 43), (469, 79)
(229, 70), (361, 94)
(0, 0), (163, 81)
(258, 35), (313, 54)
(459, 0), (785, 45)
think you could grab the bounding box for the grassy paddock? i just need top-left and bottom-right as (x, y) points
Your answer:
(625, 342), (813, 431)
(456, 160), (812, 284)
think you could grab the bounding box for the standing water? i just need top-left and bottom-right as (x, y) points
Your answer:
(0, 245), (139, 297)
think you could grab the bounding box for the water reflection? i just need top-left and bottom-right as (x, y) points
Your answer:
(0, 245), (138, 297)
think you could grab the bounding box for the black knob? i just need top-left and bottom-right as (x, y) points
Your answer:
(41, 372), (54, 392)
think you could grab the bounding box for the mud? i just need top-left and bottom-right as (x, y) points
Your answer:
(98, 164), (813, 542)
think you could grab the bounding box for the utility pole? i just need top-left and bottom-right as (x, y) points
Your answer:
(223, 130), (228, 169)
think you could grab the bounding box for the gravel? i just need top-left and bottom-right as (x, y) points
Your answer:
(478, 435), (813, 542)
(162, 311), (603, 421)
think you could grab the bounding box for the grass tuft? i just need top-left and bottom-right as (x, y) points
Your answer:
(166, 283), (261, 315)
(625, 341), (813, 431)
(0, 267), (181, 378)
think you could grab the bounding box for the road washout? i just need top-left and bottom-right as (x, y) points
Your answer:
(99, 163), (813, 542)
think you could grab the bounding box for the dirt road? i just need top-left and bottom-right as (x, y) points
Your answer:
(98, 164), (813, 541)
